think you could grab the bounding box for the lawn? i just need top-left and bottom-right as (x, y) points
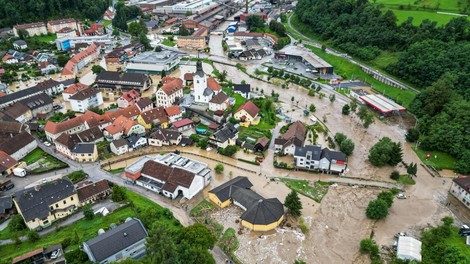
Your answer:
(413, 147), (458, 170)
(232, 93), (247, 111)
(304, 44), (416, 108)
(102, 20), (112, 28)
(21, 148), (68, 173)
(0, 190), (179, 261)
(386, 9), (469, 25)
(29, 34), (57, 43)
(106, 167), (125, 174)
(190, 199), (217, 217)
(217, 228), (239, 260)
(65, 170), (88, 184)
(370, 51), (402, 70)
(162, 38), (176, 47)
(278, 178), (330, 203)
(445, 226), (470, 255)
(397, 174), (416, 185)
(97, 141), (114, 160)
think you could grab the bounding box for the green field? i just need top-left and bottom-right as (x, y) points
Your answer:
(413, 147), (458, 170)
(21, 148), (68, 173)
(278, 178), (330, 203)
(388, 9), (468, 25)
(162, 38), (176, 47)
(376, 0), (462, 12)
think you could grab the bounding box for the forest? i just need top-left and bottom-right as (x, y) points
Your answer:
(0, 0), (109, 28)
(295, 0), (470, 174)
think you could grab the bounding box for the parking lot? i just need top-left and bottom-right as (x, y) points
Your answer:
(265, 58), (340, 80)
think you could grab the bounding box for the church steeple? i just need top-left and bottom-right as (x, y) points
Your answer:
(195, 59), (205, 78)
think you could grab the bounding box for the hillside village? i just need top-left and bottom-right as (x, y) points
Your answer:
(0, 0), (468, 264)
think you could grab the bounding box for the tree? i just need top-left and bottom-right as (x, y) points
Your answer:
(334, 133), (347, 145)
(309, 104), (316, 112)
(111, 185), (127, 202)
(178, 26), (190, 36)
(329, 94), (336, 102)
(83, 204), (94, 220)
(349, 100), (358, 113)
(405, 128), (420, 142)
(308, 89), (315, 96)
(456, 151), (470, 174)
(246, 15), (265, 31)
(284, 190), (302, 218)
(294, 260), (306, 264)
(291, 96), (294, 103)
(91, 65), (105, 75)
(342, 104), (350, 115)
(407, 162), (418, 176)
(180, 223), (217, 250)
(57, 54), (70, 67)
(27, 230), (40, 242)
(377, 191), (394, 208)
(112, 28), (120, 37)
(357, 106), (375, 128)
(155, 45), (162, 52)
(368, 137), (403, 167)
(366, 199), (389, 219)
(340, 139), (355, 156)
(390, 170), (400, 180)
(161, 70), (166, 78)
(219, 70), (227, 82)
(177, 240), (216, 264)
(220, 145), (237, 157)
(197, 138), (208, 149)
(8, 214), (26, 232)
(128, 21), (145, 36)
(146, 222), (179, 264)
(214, 163), (224, 174)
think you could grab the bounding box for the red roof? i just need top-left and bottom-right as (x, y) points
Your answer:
(160, 78), (183, 96)
(119, 89), (140, 102)
(63, 83), (89, 94)
(207, 77), (221, 91)
(165, 105), (180, 116)
(165, 17), (178, 24)
(235, 101), (260, 118)
(172, 118), (193, 128)
(184, 73), (194, 81)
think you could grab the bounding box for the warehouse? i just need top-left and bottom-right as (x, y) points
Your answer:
(126, 51), (181, 74)
(275, 45), (333, 75)
(359, 94), (406, 115)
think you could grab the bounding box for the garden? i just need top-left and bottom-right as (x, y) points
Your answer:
(277, 178), (330, 203)
(21, 148), (68, 174)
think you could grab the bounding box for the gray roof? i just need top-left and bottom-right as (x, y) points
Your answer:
(203, 87), (213, 97)
(209, 176), (253, 202)
(126, 134), (146, 147)
(213, 123), (237, 143)
(13, 40), (27, 46)
(71, 143), (95, 154)
(195, 60), (205, 77)
(233, 84), (250, 94)
(294, 145), (322, 160)
(149, 128), (180, 141)
(14, 179), (76, 222)
(0, 87), (41, 106)
(18, 93), (53, 110)
(321, 148), (346, 161)
(240, 198), (285, 225)
(84, 218), (148, 262)
(0, 196), (13, 214)
(231, 186), (263, 209)
(112, 138), (127, 148)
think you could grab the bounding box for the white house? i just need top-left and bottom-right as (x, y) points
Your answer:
(110, 139), (129, 156)
(148, 128), (182, 146)
(450, 176), (470, 209)
(62, 83), (89, 101)
(68, 87), (103, 113)
(294, 145), (347, 174)
(155, 77), (183, 108)
(208, 123), (238, 149)
(233, 84), (251, 99)
(209, 92), (229, 112)
(126, 134), (147, 151)
(13, 40), (27, 50)
(164, 105), (182, 123)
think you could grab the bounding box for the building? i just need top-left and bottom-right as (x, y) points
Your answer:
(164, 105), (182, 123)
(233, 84), (251, 99)
(68, 87), (104, 113)
(125, 153), (211, 199)
(234, 101), (259, 123)
(172, 118), (193, 132)
(77, 180), (111, 206)
(135, 98), (153, 112)
(55, 35), (115, 51)
(126, 134), (147, 151)
(71, 143), (98, 163)
(0, 196), (14, 219)
(155, 77), (183, 108)
(192, 60), (222, 104)
(44, 117), (88, 142)
(3, 102), (33, 123)
(104, 116), (146, 141)
(209, 91), (229, 111)
(95, 71), (152, 92)
(208, 123), (238, 149)
(148, 128), (182, 146)
(36, 79), (65, 96)
(177, 36), (206, 50)
(47, 18), (79, 34)
(0, 132), (37, 160)
(294, 145), (347, 174)
(39, 62), (58, 74)
(450, 176), (470, 209)
(105, 42), (145, 64)
(208, 176), (285, 231)
(275, 46), (333, 75)
(110, 138), (129, 155)
(13, 178), (79, 230)
(18, 93), (54, 118)
(61, 43), (100, 79)
(0, 151), (18, 177)
(62, 83), (89, 101)
(13, 40), (27, 50)
(359, 94), (406, 115)
(56, 27), (77, 38)
(13, 22), (47, 37)
(12, 245), (64, 264)
(126, 51), (181, 74)
(137, 107), (169, 130)
(117, 90), (141, 108)
(0, 86), (43, 109)
(274, 121), (306, 155)
(397, 236), (422, 262)
(83, 218), (148, 264)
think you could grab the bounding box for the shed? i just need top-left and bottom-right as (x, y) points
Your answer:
(397, 236), (422, 262)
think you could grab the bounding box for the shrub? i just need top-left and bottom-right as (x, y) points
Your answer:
(27, 230), (40, 242)
(366, 199), (389, 219)
(8, 214), (27, 232)
(111, 185), (127, 202)
(390, 171), (400, 180)
(214, 163), (224, 174)
(83, 204), (94, 220)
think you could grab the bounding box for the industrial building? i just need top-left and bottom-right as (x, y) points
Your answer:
(359, 94), (406, 115)
(275, 45), (333, 75)
(126, 51), (181, 74)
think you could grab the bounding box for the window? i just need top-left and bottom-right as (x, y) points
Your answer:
(50, 206), (53, 210)
(55, 204), (58, 208)
(71, 197), (74, 201)
(63, 200), (66, 205)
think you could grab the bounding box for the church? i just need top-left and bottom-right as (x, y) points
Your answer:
(192, 60), (222, 104)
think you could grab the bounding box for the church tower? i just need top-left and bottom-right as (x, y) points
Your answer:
(193, 60), (209, 103)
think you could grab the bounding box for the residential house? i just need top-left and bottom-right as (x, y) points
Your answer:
(61, 43), (100, 79)
(77, 180), (111, 206)
(2, 54), (18, 64)
(13, 40), (27, 50)
(135, 98), (153, 112)
(68, 87), (104, 113)
(208, 123), (238, 149)
(95, 71), (152, 92)
(294, 145), (347, 173)
(56, 27), (76, 38)
(13, 22), (47, 37)
(0, 196), (14, 219)
(18, 93), (54, 117)
(13, 178), (79, 230)
(104, 116), (145, 141)
(3, 102), (33, 123)
(172, 118), (193, 132)
(39, 62), (58, 74)
(36, 79), (64, 96)
(126, 134), (147, 151)
(77, 126), (104, 143)
(164, 105), (182, 123)
(71, 143), (98, 163)
(148, 128), (182, 146)
(450, 177), (470, 210)
(104, 42), (144, 64)
(44, 116), (87, 142)
(177, 36), (206, 50)
(155, 77), (183, 108)
(62, 83), (89, 101)
(183, 72), (193, 86)
(0, 132), (37, 160)
(234, 101), (260, 122)
(104, 105), (141, 121)
(319, 148), (347, 173)
(137, 107), (169, 130)
(233, 84), (251, 99)
(117, 90), (140, 108)
(47, 18), (79, 34)
(54, 133), (82, 159)
(274, 121), (306, 155)
(83, 218), (148, 264)
(110, 139), (129, 156)
(209, 91), (229, 112)
(0, 121), (30, 136)
(0, 85), (43, 109)
(254, 136), (270, 152)
(0, 151), (18, 176)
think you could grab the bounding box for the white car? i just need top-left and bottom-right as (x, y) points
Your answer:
(206, 147), (212, 151)
(396, 194), (407, 199)
(44, 141), (51, 147)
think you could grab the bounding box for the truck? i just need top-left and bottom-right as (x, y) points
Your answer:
(13, 168), (27, 177)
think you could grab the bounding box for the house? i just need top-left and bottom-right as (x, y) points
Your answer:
(172, 118), (193, 132)
(155, 77), (183, 108)
(103, 6), (116, 21)
(135, 98), (153, 112)
(54, 133), (82, 159)
(56, 27), (76, 38)
(137, 107), (169, 130)
(3, 102), (33, 123)
(117, 90), (140, 108)
(209, 123), (238, 149)
(13, 178), (79, 230)
(39, 62), (58, 74)
(0, 196), (14, 219)
(126, 134), (147, 151)
(0, 121), (30, 136)
(274, 121), (306, 155)
(110, 138), (129, 156)
(13, 40), (27, 50)
(233, 84), (251, 99)
(234, 101), (260, 122)
(77, 180), (111, 206)
(397, 236), (422, 262)
(71, 143), (98, 163)
(13, 22), (47, 37)
(104, 105), (141, 121)
(148, 128), (182, 146)
(95, 71), (152, 92)
(104, 116), (146, 141)
(0, 85), (43, 109)
(47, 18), (79, 34)
(62, 83), (89, 101)
(2, 54), (18, 64)
(0, 151), (18, 176)
(209, 92), (230, 112)
(36, 79), (64, 96)
(450, 176), (470, 210)
(68, 87), (104, 113)
(77, 126), (104, 143)
(193, 60), (222, 104)
(164, 105), (182, 123)
(126, 50), (181, 74)
(44, 116), (88, 142)
(18, 93), (54, 117)
(184, 72), (193, 85)
(61, 43), (100, 79)
(208, 176), (285, 231)
(145, 20), (159, 32)
(104, 42), (145, 64)
(0, 132), (37, 160)
(254, 136), (270, 152)
(83, 218), (148, 264)
(12, 245), (65, 264)
(294, 145), (347, 173)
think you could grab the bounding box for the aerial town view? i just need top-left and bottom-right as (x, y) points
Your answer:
(0, 0), (469, 263)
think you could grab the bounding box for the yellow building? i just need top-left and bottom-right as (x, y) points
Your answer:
(234, 101), (260, 123)
(177, 36), (206, 50)
(13, 178), (79, 230)
(209, 176), (285, 231)
(137, 107), (170, 130)
(71, 143), (98, 163)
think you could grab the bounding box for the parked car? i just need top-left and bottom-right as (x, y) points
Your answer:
(44, 141), (51, 147)
(396, 194), (407, 199)
(394, 232), (406, 238)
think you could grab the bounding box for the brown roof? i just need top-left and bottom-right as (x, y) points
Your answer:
(55, 133), (81, 150)
(135, 98), (153, 111)
(44, 117), (84, 135)
(139, 107), (168, 124)
(207, 77), (221, 91)
(104, 105), (141, 121)
(234, 32), (263, 37)
(119, 89), (140, 102)
(160, 78), (183, 96)
(69, 87), (100, 101)
(63, 83), (88, 94)
(209, 92), (228, 104)
(104, 116), (138, 135)
(77, 180), (110, 202)
(235, 101), (259, 118)
(48, 18), (76, 25)
(77, 126), (103, 142)
(36, 79), (61, 91)
(0, 121), (28, 135)
(12, 248), (44, 264)
(14, 22), (46, 30)
(149, 128), (180, 141)
(453, 177), (470, 192)
(0, 132), (35, 156)
(172, 118), (193, 128)
(141, 160), (196, 190)
(282, 121), (306, 142)
(165, 105), (180, 116)
(255, 136), (270, 148)
(0, 150), (18, 172)
(80, 110), (111, 128)
(184, 73), (194, 81)
(4, 102), (30, 119)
